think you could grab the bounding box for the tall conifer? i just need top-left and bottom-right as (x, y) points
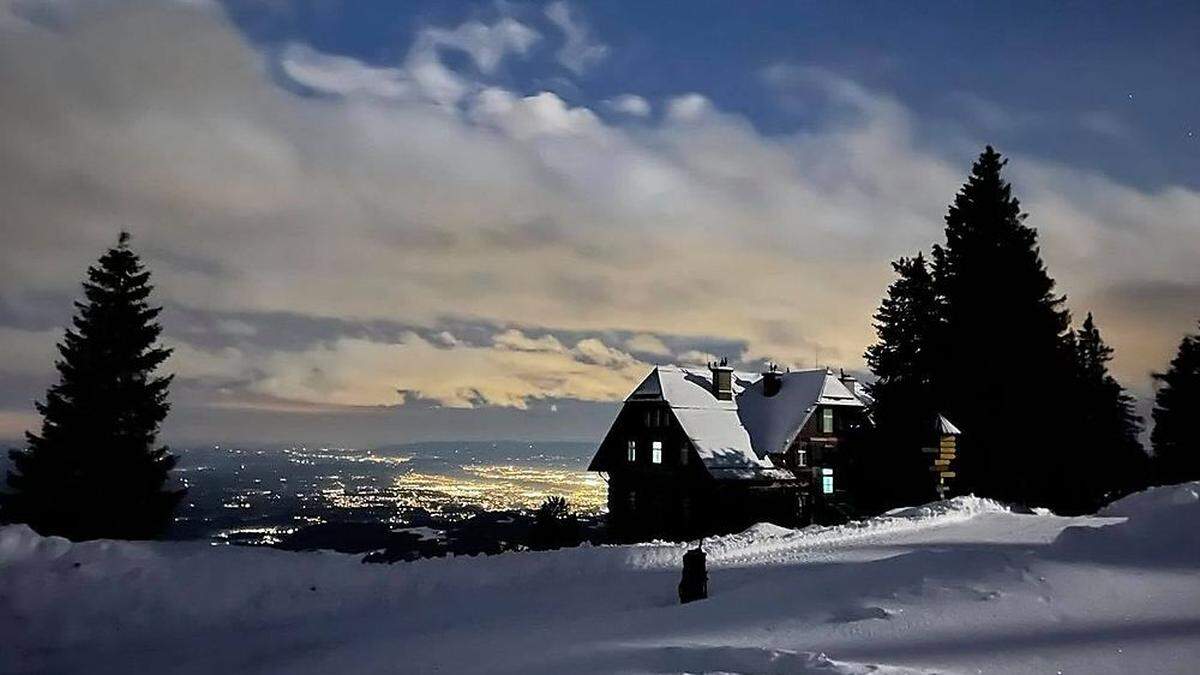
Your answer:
(931, 146), (1074, 507)
(1065, 313), (1147, 510)
(862, 254), (942, 508)
(4, 232), (183, 540)
(1151, 321), (1200, 484)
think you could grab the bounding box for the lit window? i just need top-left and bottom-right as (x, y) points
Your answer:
(822, 408), (834, 434)
(797, 449), (807, 468)
(627, 440), (637, 462)
(652, 441), (663, 464)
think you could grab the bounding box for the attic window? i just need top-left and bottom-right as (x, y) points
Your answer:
(645, 409), (667, 427)
(822, 408), (834, 434)
(680, 445), (688, 465)
(627, 440), (637, 462)
(651, 441), (663, 464)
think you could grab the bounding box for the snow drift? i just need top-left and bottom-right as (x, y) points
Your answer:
(3, 483), (1199, 674)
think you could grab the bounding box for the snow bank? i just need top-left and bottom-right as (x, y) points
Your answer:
(1054, 481), (1200, 563)
(700, 495), (1009, 565)
(5, 485), (1199, 674)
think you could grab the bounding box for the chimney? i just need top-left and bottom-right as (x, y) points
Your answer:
(762, 362), (782, 397)
(708, 358), (734, 401)
(839, 368), (859, 396)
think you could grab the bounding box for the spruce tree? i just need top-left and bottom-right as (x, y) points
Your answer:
(1065, 313), (1147, 510)
(1151, 321), (1200, 484)
(4, 232), (183, 540)
(862, 253), (942, 509)
(931, 146), (1074, 507)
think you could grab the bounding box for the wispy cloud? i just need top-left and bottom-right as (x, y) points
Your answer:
(0, 1), (1196, 428)
(544, 1), (608, 75)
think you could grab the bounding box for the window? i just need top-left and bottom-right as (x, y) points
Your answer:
(680, 445), (689, 465)
(822, 408), (835, 434)
(796, 448), (807, 468)
(651, 441), (663, 464)
(627, 440), (637, 462)
(645, 409), (668, 428)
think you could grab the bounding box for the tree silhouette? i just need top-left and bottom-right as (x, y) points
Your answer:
(3, 232), (183, 540)
(930, 146), (1075, 507)
(1151, 321), (1200, 484)
(1062, 313), (1147, 511)
(861, 253), (942, 509)
(530, 496), (581, 550)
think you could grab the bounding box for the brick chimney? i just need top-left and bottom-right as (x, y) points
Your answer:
(708, 358), (734, 401)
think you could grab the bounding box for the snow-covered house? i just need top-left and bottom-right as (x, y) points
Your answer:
(588, 362), (871, 539)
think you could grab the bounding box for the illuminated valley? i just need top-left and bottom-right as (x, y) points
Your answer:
(168, 441), (602, 546)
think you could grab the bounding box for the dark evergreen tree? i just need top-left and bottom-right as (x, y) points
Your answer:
(930, 146), (1075, 508)
(861, 253), (942, 510)
(529, 496), (581, 550)
(1064, 313), (1147, 510)
(1151, 321), (1200, 484)
(3, 232), (183, 540)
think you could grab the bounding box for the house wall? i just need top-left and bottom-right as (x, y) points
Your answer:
(594, 400), (806, 540)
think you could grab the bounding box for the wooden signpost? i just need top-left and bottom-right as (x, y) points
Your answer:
(930, 415), (960, 500)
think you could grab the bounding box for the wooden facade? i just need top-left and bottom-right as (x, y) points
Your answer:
(589, 366), (872, 540)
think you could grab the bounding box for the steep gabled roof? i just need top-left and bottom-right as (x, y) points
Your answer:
(624, 365), (868, 480)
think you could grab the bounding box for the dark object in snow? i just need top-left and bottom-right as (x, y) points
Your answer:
(679, 546), (708, 604)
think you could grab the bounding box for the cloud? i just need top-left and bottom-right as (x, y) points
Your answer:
(469, 88), (603, 139)
(418, 16), (540, 75)
(664, 93), (713, 122)
(1079, 110), (1131, 141)
(0, 0), (1196, 431)
(623, 333), (671, 356)
(279, 14), (539, 107)
(249, 331), (648, 409)
(280, 43), (411, 99)
(606, 94), (651, 117)
(544, 1), (608, 74)
(0, 327), (61, 377)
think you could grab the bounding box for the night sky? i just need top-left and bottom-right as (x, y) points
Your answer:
(1, 0), (1197, 446)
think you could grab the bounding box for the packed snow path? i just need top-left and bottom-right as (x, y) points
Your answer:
(3, 485), (1199, 674)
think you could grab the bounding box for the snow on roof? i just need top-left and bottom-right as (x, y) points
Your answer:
(937, 414), (961, 436)
(636, 365), (868, 479)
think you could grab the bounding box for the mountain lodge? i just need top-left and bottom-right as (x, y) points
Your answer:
(588, 362), (875, 539)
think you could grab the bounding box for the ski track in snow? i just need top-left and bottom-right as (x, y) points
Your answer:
(2, 484), (1199, 674)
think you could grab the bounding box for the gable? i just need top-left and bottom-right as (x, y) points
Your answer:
(589, 364), (868, 480)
